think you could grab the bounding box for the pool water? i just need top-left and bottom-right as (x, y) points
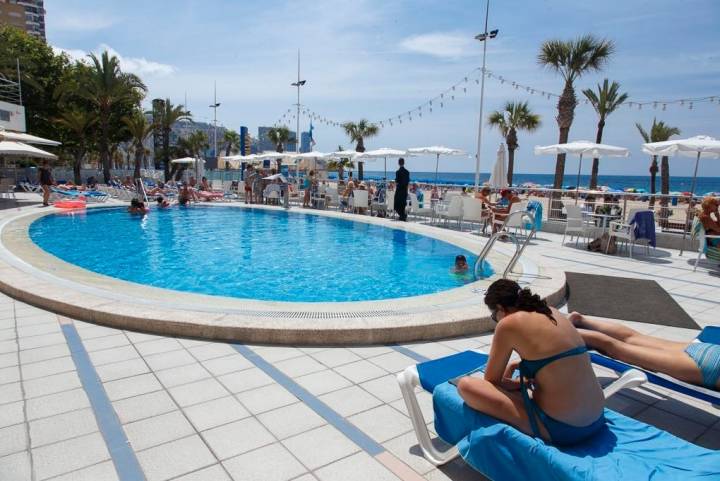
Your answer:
(29, 207), (492, 302)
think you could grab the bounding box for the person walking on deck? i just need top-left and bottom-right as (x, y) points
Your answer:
(394, 158), (410, 221)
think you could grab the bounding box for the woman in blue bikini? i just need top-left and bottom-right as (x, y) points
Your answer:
(570, 313), (720, 390)
(457, 279), (606, 445)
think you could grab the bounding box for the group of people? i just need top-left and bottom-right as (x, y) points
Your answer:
(452, 278), (719, 447)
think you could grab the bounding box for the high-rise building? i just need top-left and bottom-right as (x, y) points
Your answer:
(300, 132), (312, 153)
(0, 1), (46, 40)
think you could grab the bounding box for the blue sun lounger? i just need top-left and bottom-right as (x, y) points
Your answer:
(591, 326), (720, 405)
(397, 351), (720, 480)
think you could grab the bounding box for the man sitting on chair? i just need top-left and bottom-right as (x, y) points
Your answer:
(491, 189), (521, 233)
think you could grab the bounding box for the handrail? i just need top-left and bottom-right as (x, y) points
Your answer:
(474, 210), (536, 280)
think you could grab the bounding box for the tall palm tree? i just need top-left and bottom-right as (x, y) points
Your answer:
(266, 126), (292, 153)
(582, 79), (628, 189)
(81, 51), (146, 183)
(342, 120), (379, 180)
(223, 130), (241, 156)
(487, 101), (541, 185)
(154, 99), (191, 181)
(173, 131), (209, 180)
(122, 112), (154, 180)
(327, 147), (354, 181)
(636, 119), (680, 202)
(538, 35), (614, 189)
(55, 110), (97, 184)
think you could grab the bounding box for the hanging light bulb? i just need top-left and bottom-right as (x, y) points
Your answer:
(463, 87), (467, 94)
(429, 107), (433, 113)
(689, 102), (693, 110)
(452, 86), (456, 91)
(429, 100), (433, 106)
(662, 104), (666, 111)
(653, 102), (658, 109)
(476, 79), (480, 85)
(680, 100), (685, 106)
(464, 77), (468, 82)
(440, 102), (444, 108)
(440, 93), (444, 98)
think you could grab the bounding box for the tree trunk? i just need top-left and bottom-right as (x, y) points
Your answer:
(661, 156), (670, 195)
(163, 127), (171, 181)
(649, 156), (658, 207)
(358, 162), (364, 181)
(73, 151), (83, 185)
(356, 139), (365, 180)
(553, 81), (577, 190)
(133, 143), (143, 180)
(101, 119), (111, 183)
(589, 119), (605, 189)
(506, 128), (518, 186)
(338, 166), (344, 181)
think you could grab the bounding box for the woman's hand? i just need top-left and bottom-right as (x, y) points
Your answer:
(501, 361), (521, 391)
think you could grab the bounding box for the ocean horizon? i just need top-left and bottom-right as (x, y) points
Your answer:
(334, 171), (720, 194)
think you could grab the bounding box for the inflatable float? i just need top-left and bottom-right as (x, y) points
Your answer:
(53, 199), (86, 209)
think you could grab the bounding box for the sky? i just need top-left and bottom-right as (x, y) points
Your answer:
(45, 0), (720, 176)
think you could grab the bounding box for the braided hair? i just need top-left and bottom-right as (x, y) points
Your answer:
(484, 279), (556, 324)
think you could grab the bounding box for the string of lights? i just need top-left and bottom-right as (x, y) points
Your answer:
(273, 69), (719, 130)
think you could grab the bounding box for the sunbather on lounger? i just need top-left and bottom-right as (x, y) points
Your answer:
(457, 279), (605, 445)
(569, 313), (720, 390)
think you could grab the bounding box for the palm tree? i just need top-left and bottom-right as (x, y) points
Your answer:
(266, 126), (292, 153)
(538, 35), (614, 190)
(636, 119), (680, 206)
(487, 101), (541, 185)
(81, 51), (146, 183)
(173, 131), (209, 180)
(122, 112), (154, 180)
(154, 99), (191, 181)
(342, 120), (380, 180)
(327, 147), (354, 181)
(582, 79), (629, 189)
(55, 110), (97, 184)
(223, 130), (241, 156)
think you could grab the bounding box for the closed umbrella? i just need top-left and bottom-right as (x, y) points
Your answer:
(489, 143), (508, 189)
(407, 146), (466, 184)
(534, 140), (629, 204)
(355, 148), (407, 179)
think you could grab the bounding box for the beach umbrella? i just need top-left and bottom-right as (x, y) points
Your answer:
(0, 140), (57, 159)
(642, 135), (720, 196)
(0, 128), (61, 146)
(489, 143), (508, 189)
(327, 150), (359, 159)
(407, 146), (466, 184)
(534, 140), (629, 204)
(355, 148), (407, 179)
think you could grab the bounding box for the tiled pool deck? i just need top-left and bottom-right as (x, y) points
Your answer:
(0, 197), (718, 480)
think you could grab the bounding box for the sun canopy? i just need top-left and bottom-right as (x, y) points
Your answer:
(262, 173), (288, 182)
(642, 135), (720, 159)
(170, 157), (204, 165)
(0, 140), (57, 159)
(327, 150), (359, 159)
(355, 148), (408, 160)
(0, 129), (61, 146)
(534, 140), (629, 158)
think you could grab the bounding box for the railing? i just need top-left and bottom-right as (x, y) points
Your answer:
(474, 210), (536, 279)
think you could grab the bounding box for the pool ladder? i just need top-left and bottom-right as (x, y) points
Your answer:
(474, 210), (536, 279)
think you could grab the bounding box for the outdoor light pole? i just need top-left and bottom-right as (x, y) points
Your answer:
(291, 50), (306, 155)
(209, 81), (220, 165)
(473, 0), (498, 192)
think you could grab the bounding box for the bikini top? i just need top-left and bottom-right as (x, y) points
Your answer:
(519, 345), (588, 379)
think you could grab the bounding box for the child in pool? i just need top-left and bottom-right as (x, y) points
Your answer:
(452, 255), (469, 273)
(128, 199), (148, 215)
(156, 196), (171, 208)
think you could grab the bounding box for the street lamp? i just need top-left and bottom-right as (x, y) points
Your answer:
(291, 50), (306, 154)
(473, 0), (498, 192)
(209, 81), (221, 165)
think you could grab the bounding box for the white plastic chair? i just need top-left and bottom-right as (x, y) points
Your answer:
(461, 197), (488, 233)
(562, 204), (594, 246)
(438, 196), (463, 229)
(493, 201), (527, 236)
(409, 193), (435, 222)
(351, 189), (369, 214)
(691, 218), (720, 271)
(385, 190), (396, 216)
(607, 209), (648, 258)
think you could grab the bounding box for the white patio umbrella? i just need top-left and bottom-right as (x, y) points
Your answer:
(489, 143), (508, 189)
(327, 150), (359, 159)
(642, 135), (720, 195)
(534, 140), (629, 204)
(407, 146), (466, 184)
(0, 140), (57, 159)
(0, 129), (61, 146)
(355, 148), (407, 179)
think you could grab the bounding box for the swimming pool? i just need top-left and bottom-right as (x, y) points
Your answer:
(29, 207), (492, 302)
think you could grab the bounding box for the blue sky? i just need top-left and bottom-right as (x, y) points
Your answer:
(46, 0), (720, 176)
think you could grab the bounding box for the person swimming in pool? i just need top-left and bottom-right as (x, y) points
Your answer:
(128, 199), (148, 215)
(156, 196), (171, 208)
(569, 313), (719, 390)
(457, 279), (605, 446)
(452, 255), (469, 273)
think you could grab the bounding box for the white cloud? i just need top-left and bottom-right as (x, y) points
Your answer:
(52, 45), (176, 77)
(400, 32), (477, 59)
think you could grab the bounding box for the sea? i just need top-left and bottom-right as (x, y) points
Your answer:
(339, 171), (720, 194)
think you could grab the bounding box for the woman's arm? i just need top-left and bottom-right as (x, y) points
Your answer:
(484, 321), (515, 384)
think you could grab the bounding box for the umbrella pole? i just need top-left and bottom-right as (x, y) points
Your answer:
(384, 157), (387, 180)
(575, 154), (583, 205)
(435, 154), (440, 184)
(681, 151), (701, 256)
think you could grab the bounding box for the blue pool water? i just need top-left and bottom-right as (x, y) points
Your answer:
(29, 207), (490, 302)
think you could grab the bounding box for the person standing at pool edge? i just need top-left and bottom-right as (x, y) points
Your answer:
(39, 159), (54, 206)
(394, 158), (409, 221)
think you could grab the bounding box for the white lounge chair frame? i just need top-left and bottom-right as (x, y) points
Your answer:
(396, 361), (648, 466)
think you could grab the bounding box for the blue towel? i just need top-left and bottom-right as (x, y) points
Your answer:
(525, 200), (543, 231)
(630, 211), (656, 247)
(432, 380), (720, 481)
